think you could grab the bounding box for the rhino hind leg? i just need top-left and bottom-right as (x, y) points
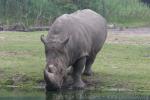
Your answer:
(72, 57), (86, 89)
(83, 55), (96, 76)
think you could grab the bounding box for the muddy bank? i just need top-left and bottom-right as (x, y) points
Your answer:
(1, 73), (103, 91)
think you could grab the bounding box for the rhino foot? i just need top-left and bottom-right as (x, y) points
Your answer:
(72, 80), (85, 90)
(83, 70), (93, 76)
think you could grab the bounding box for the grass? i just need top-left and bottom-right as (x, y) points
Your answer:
(0, 31), (150, 91)
(0, 31), (46, 87)
(93, 44), (150, 91)
(105, 0), (150, 27)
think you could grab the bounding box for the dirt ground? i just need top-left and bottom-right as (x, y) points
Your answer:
(107, 27), (150, 45)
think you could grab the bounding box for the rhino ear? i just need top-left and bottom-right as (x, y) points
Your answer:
(41, 35), (48, 45)
(62, 37), (69, 46)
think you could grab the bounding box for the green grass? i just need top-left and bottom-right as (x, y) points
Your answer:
(0, 31), (46, 87)
(0, 31), (150, 91)
(93, 44), (150, 91)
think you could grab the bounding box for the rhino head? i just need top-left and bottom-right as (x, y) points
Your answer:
(41, 35), (69, 91)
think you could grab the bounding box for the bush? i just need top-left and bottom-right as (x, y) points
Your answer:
(0, 0), (150, 27)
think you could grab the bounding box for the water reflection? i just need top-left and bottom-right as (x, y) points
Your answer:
(0, 88), (150, 100)
(46, 90), (150, 100)
(46, 90), (86, 100)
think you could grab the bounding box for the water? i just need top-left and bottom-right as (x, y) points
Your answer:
(0, 88), (150, 100)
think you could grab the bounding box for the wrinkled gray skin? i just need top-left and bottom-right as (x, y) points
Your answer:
(41, 9), (107, 91)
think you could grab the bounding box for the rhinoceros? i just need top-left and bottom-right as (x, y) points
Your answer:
(41, 9), (107, 91)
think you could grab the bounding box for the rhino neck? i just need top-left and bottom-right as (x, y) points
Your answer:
(64, 47), (76, 67)
(63, 48), (70, 67)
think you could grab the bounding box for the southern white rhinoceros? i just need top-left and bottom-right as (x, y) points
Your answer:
(41, 9), (107, 91)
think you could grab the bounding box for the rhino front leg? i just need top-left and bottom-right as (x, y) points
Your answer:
(72, 57), (86, 89)
(66, 66), (73, 75)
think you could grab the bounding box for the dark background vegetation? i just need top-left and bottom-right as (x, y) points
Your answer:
(0, 0), (150, 29)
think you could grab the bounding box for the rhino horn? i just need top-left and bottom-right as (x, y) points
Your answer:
(45, 69), (55, 80)
(48, 65), (57, 73)
(41, 35), (48, 45)
(48, 72), (55, 79)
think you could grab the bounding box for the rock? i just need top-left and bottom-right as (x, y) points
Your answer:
(3, 23), (26, 31)
(0, 26), (3, 31)
(28, 26), (49, 31)
(12, 23), (26, 31)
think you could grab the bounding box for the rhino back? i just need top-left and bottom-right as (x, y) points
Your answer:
(48, 9), (107, 66)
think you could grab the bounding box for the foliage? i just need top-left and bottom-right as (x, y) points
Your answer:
(0, 0), (150, 27)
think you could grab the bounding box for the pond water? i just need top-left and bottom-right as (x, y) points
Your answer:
(0, 88), (150, 100)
